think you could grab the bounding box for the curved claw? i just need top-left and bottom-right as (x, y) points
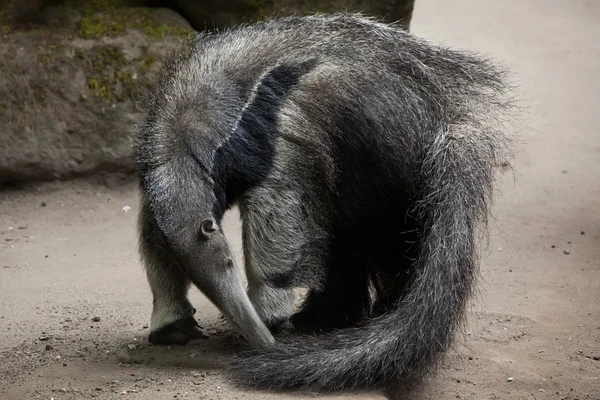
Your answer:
(148, 316), (209, 346)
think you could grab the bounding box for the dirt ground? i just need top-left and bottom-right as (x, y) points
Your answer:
(1, 0), (599, 399)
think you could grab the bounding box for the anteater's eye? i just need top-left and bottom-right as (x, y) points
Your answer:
(226, 259), (233, 270)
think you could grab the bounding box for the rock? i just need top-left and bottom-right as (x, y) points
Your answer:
(0, 1), (192, 183)
(0, 0), (414, 183)
(117, 348), (132, 364)
(91, 316), (101, 322)
(151, 8), (193, 31)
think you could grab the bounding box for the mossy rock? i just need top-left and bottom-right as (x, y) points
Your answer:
(72, 1), (192, 39)
(0, 0), (415, 182)
(0, 1), (193, 182)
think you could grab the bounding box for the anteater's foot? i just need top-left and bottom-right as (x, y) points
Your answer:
(148, 316), (209, 346)
(291, 307), (353, 334)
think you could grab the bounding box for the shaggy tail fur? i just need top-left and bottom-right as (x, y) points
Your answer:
(228, 42), (516, 391)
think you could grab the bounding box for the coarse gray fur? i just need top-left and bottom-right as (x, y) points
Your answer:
(133, 12), (517, 392)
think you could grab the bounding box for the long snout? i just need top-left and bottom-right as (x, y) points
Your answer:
(210, 266), (276, 349)
(183, 257), (275, 349)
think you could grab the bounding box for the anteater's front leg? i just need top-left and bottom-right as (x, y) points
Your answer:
(138, 199), (209, 345)
(239, 187), (328, 334)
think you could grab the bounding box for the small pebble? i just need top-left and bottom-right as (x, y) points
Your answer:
(117, 349), (132, 364)
(40, 201), (47, 207)
(91, 316), (101, 322)
(122, 206), (132, 213)
(18, 226), (27, 230)
(45, 344), (54, 351)
(507, 377), (514, 382)
(563, 250), (570, 255)
(39, 336), (49, 341)
(581, 231), (585, 235)
(551, 245), (556, 248)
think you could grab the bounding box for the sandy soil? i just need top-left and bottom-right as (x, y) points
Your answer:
(1, 0), (599, 399)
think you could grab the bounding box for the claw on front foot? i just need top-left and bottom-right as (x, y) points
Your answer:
(148, 316), (209, 346)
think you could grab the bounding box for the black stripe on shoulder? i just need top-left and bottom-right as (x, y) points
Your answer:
(211, 59), (318, 220)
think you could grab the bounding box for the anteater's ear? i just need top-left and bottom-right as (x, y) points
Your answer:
(233, 58), (318, 135)
(199, 218), (217, 240)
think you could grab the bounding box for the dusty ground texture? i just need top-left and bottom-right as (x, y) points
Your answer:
(1, 0), (599, 399)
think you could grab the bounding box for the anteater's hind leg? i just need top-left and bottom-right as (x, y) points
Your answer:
(291, 220), (417, 332)
(138, 199), (209, 345)
(370, 223), (418, 317)
(290, 249), (373, 333)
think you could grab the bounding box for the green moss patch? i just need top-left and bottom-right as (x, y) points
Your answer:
(0, 6), (12, 34)
(69, 1), (192, 39)
(74, 44), (157, 104)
